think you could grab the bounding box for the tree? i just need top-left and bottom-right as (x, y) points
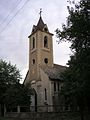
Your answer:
(56, 0), (90, 120)
(0, 59), (31, 115)
(4, 84), (31, 111)
(0, 59), (21, 104)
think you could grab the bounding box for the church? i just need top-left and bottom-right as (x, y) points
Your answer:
(24, 12), (66, 112)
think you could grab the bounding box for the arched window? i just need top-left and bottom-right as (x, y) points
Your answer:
(44, 27), (48, 32)
(57, 82), (59, 91)
(32, 59), (35, 64)
(54, 82), (56, 91)
(44, 36), (48, 48)
(44, 58), (48, 64)
(32, 37), (35, 49)
(44, 88), (47, 100)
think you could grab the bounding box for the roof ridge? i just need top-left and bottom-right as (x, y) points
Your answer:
(54, 64), (66, 67)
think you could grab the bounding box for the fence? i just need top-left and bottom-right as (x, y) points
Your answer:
(3, 105), (90, 120)
(5, 105), (72, 113)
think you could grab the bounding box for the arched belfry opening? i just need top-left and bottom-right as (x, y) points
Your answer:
(32, 37), (35, 49)
(44, 36), (48, 48)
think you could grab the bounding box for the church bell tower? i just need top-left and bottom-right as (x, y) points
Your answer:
(28, 11), (53, 82)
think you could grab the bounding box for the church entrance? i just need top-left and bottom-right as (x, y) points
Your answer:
(30, 88), (37, 112)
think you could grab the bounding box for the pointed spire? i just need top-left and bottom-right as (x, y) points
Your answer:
(36, 9), (45, 30)
(28, 9), (53, 37)
(36, 16), (45, 30)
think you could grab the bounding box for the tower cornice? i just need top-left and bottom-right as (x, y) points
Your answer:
(28, 30), (53, 38)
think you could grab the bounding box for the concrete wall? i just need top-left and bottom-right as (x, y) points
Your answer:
(4, 111), (90, 120)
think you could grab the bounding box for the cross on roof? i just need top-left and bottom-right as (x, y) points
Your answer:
(39, 8), (42, 17)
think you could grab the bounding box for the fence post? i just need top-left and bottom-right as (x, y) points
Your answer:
(17, 106), (20, 113)
(4, 105), (6, 117)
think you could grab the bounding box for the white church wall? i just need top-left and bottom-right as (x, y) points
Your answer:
(40, 68), (54, 111)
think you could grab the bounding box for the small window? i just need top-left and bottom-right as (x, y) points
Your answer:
(57, 82), (59, 91)
(44, 27), (48, 32)
(32, 59), (35, 64)
(32, 37), (35, 49)
(44, 88), (47, 100)
(54, 82), (56, 91)
(32, 28), (35, 32)
(44, 58), (48, 64)
(44, 36), (48, 48)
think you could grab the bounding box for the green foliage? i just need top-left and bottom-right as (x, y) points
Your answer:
(0, 59), (21, 104)
(4, 84), (31, 108)
(0, 59), (21, 85)
(56, 0), (90, 112)
(56, 0), (90, 52)
(0, 59), (31, 107)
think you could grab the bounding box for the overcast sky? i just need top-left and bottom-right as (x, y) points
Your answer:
(0, 0), (79, 80)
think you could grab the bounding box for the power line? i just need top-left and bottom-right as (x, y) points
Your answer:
(0, 0), (23, 26)
(0, 0), (30, 34)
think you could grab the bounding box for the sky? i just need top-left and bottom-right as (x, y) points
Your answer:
(0, 0), (79, 81)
